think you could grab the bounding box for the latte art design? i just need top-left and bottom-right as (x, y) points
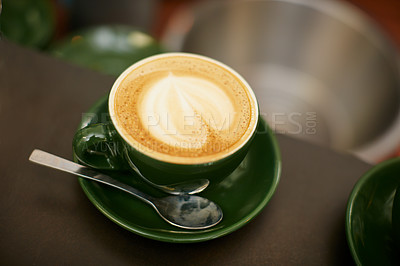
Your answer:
(111, 54), (258, 164)
(140, 73), (236, 149)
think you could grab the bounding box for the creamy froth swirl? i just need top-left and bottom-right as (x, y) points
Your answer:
(110, 54), (258, 164)
(140, 73), (236, 148)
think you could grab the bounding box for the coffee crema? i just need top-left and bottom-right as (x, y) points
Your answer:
(110, 54), (258, 164)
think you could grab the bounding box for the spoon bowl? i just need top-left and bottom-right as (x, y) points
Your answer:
(151, 179), (210, 195)
(153, 195), (223, 230)
(29, 149), (223, 230)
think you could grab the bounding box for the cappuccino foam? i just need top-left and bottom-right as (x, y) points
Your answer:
(111, 54), (258, 164)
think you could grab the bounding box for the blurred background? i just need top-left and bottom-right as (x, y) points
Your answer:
(0, 0), (399, 163)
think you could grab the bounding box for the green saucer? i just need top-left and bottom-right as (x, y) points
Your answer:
(76, 95), (281, 243)
(346, 157), (400, 265)
(51, 25), (163, 77)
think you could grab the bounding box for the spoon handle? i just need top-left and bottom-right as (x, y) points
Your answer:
(29, 149), (155, 205)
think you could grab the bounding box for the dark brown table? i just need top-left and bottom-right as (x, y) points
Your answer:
(0, 40), (373, 265)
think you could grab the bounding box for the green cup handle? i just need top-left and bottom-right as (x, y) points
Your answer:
(72, 123), (126, 170)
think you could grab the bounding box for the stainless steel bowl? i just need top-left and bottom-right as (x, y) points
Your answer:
(162, 0), (400, 163)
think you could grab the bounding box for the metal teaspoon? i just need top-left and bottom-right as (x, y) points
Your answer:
(29, 149), (223, 230)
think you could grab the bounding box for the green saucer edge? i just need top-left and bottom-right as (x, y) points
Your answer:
(76, 95), (281, 243)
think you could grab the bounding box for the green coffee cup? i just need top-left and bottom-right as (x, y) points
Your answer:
(393, 184), (400, 248)
(73, 53), (260, 186)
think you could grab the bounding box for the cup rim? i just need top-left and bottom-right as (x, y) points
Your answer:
(108, 52), (259, 165)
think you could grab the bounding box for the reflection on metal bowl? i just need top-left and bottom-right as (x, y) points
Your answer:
(162, 0), (400, 163)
